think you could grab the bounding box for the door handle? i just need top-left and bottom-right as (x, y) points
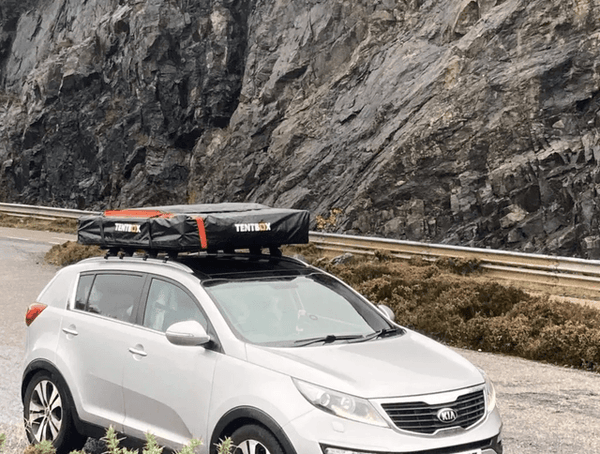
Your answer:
(128, 346), (147, 357)
(62, 327), (78, 336)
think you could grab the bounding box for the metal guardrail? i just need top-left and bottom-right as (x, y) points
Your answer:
(0, 202), (100, 219)
(2, 202), (600, 294)
(309, 233), (600, 294)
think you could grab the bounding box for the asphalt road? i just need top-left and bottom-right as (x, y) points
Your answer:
(0, 227), (599, 453)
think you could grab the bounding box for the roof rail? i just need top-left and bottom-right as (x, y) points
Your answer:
(78, 254), (195, 274)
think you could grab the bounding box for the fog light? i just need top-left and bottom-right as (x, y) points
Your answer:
(323, 447), (380, 454)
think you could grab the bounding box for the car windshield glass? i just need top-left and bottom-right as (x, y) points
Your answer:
(204, 273), (396, 347)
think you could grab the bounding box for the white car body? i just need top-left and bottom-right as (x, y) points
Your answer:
(23, 254), (502, 454)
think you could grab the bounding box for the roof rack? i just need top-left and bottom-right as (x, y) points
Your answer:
(77, 203), (310, 256)
(77, 254), (198, 274)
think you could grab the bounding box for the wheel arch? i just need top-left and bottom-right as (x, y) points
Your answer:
(209, 407), (298, 454)
(21, 359), (105, 439)
(21, 359), (66, 402)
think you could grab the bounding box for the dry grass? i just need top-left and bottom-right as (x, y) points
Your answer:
(0, 423), (28, 454)
(44, 242), (103, 267)
(0, 214), (77, 234)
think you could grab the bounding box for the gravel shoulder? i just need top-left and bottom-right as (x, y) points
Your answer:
(0, 227), (67, 453)
(458, 348), (600, 454)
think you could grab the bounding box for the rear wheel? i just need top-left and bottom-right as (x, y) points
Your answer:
(23, 371), (87, 454)
(231, 425), (285, 454)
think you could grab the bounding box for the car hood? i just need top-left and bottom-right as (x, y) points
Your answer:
(245, 330), (484, 399)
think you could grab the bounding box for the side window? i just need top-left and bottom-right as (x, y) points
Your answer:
(75, 273), (144, 323)
(75, 275), (94, 310)
(143, 279), (207, 332)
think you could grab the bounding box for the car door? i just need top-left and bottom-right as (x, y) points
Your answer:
(121, 276), (220, 448)
(56, 272), (146, 431)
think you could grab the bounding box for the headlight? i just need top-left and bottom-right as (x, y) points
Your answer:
(293, 379), (389, 428)
(480, 369), (497, 413)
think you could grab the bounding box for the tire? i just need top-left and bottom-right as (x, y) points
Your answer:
(230, 425), (285, 454)
(23, 371), (87, 454)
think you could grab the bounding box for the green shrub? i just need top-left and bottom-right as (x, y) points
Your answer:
(101, 427), (206, 454)
(0, 433), (5, 453)
(13, 427), (232, 454)
(177, 438), (204, 454)
(214, 438), (233, 454)
(23, 440), (55, 454)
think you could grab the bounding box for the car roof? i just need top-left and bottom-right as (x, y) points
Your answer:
(177, 254), (313, 281)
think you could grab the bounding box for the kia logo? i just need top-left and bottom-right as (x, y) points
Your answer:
(437, 408), (458, 423)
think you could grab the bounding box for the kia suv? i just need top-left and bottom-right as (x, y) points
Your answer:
(23, 252), (503, 454)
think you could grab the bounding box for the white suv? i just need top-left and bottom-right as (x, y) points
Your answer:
(23, 252), (503, 454)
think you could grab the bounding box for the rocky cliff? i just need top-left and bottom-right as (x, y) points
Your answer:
(1, 0), (600, 258)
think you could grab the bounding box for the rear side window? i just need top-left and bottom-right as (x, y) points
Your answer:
(75, 275), (94, 311)
(75, 273), (144, 323)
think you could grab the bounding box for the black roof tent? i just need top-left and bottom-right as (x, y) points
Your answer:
(77, 203), (310, 256)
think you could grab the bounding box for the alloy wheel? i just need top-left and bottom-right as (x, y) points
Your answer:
(235, 439), (272, 454)
(27, 379), (63, 442)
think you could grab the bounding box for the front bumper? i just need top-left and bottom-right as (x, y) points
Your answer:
(321, 434), (503, 454)
(283, 405), (503, 454)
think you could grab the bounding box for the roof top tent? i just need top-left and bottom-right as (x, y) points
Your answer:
(77, 203), (310, 257)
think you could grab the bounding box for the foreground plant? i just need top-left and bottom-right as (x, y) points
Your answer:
(18, 426), (210, 454)
(23, 440), (55, 454)
(179, 438), (204, 454)
(102, 427), (156, 454)
(101, 427), (205, 454)
(214, 437), (233, 454)
(0, 433), (5, 453)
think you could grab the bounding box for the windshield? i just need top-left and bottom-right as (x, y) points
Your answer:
(204, 273), (396, 347)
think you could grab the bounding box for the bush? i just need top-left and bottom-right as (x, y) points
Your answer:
(324, 257), (600, 373)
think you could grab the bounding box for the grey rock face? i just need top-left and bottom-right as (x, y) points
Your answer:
(1, 0), (600, 258)
(0, 0), (250, 207)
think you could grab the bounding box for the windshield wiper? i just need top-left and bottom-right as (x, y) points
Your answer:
(293, 334), (366, 347)
(354, 327), (404, 343)
(293, 328), (404, 347)
(376, 327), (403, 338)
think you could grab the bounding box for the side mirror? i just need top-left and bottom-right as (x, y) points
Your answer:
(377, 304), (396, 322)
(166, 320), (211, 346)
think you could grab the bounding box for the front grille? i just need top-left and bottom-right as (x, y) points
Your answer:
(381, 390), (485, 434)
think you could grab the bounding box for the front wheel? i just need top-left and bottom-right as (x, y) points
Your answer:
(231, 425), (285, 454)
(23, 371), (87, 454)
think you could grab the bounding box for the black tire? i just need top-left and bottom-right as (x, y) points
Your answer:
(230, 425), (285, 454)
(23, 371), (87, 454)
